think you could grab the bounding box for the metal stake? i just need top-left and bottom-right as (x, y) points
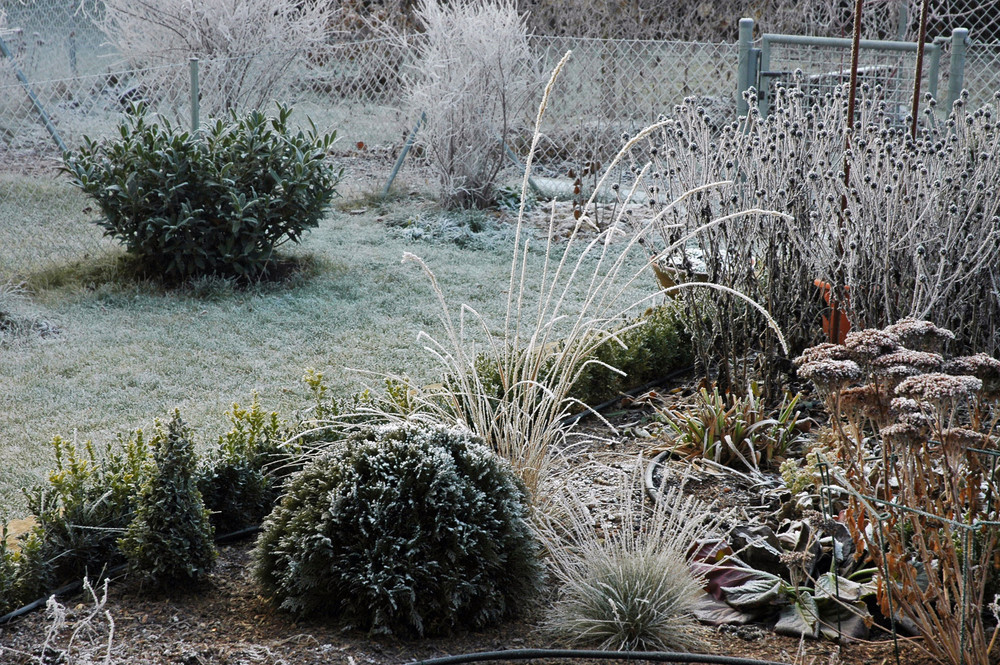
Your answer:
(0, 33), (67, 153)
(190, 57), (200, 136)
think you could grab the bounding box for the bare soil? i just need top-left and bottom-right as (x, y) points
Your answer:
(0, 536), (936, 665)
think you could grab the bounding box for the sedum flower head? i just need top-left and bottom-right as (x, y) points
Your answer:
(873, 350), (944, 373)
(945, 353), (1000, 383)
(941, 427), (986, 451)
(799, 359), (863, 392)
(793, 343), (851, 368)
(883, 318), (955, 352)
(895, 372), (982, 403)
(844, 329), (900, 364)
(881, 422), (927, 446)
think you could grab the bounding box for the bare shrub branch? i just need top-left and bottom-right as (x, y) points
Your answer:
(87, 0), (338, 117)
(401, 0), (541, 208)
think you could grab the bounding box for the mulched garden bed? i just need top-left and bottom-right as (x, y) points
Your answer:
(0, 392), (939, 665)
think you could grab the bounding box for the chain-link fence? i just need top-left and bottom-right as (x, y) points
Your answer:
(1, 1), (118, 79)
(0, 28), (741, 280)
(757, 34), (945, 119)
(3, 3), (1000, 282)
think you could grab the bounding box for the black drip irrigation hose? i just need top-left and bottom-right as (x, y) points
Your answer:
(407, 649), (790, 665)
(0, 525), (262, 627)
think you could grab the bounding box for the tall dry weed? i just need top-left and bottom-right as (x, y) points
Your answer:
(300, 51), (787, 503)
(637, 83), (1000, 400)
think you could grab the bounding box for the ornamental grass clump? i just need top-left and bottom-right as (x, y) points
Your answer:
(302, 52), (787, 506)
(796, 318), (1000, 665)
(252, 423), (542, 636)
(540, 463), (725, 651)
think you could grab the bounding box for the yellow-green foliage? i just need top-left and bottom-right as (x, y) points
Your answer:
(571, 304), (693, 407)
(197, 394), (292, 534)
(22, 431), (151, 588)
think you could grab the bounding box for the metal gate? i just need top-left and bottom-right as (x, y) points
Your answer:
(737, 17), (969, 119)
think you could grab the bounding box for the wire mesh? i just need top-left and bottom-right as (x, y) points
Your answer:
(929, 0), (1000, 42)
(527, 35), (738, 170)
(760, 37), (939, 122)
(1, 0), (120, 80)
(965, 42), (1000, 108)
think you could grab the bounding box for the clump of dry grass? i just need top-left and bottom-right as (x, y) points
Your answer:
(538, 461), (726, 651)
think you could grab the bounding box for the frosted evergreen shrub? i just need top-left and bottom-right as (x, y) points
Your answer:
(119, 411), (216, 587)
(253, 423), (542, 636)
(62, 103), (340, 280)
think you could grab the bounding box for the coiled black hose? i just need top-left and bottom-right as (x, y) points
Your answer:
(407, 648), (790, 665)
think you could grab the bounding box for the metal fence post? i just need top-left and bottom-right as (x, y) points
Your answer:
(383, 111), (425, 198)
(189, 57), (200, 135)
(737, 18), (755, 116)
(946, 28), (969, 111)
(896, 2), (909, 41)
(0, 33), (67, 153)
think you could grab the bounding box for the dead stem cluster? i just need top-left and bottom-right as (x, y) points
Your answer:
(402, 0), (541, 208)
(625, 82), (1000, 401)
(87, 0), (336, 117)
(796, 320), (1000, 665)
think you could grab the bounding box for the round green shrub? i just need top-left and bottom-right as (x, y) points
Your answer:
(61, 103), (340, 280)
(252, 423), (542, 636)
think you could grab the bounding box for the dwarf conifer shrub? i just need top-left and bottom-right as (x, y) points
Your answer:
(62, 103), (340, 280)
(120, 411), (216, 587)
(571, 304), (693, 407)
(253, 423), (542, 636)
